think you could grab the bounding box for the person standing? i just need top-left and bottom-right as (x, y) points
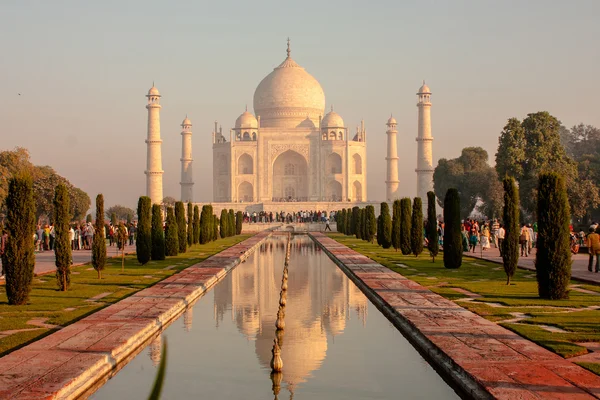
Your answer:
(491, 219), (500, 248)
(69, 225), (75, 250)
(481, 223), (491, 250)
(520, 224), (530, 257)
(324, 217), (331, 232)
(587, 227), (600, 272)
(497, 224), (506, 257)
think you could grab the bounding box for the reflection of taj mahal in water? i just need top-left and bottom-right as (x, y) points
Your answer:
(144, 39), (435, 209)
(213, 235), (368, 387)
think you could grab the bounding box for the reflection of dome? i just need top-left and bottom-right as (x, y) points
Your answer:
(321, 109), (344, 128)
(235, 110), (258, 129)
(253, 44), (325, 128)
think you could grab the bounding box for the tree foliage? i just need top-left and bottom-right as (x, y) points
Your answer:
(199, 205), (212, 244)
(220, 209), (228, 238)
(426, 191), (439, 262)
(54, 184), (72, 291)
(106, 205), (135, 223)
(235, 211), (243, 235)
(136, 196), (152, 265)
(92, 194), (107, 278)
(161, 196), (176, 215)
(380, 202), (392, 249)
(164, 207), (178, 257)
(151, 204), (165, 261)
(391, 200), (401, 251)
(501, 177), (520, 285)
(411, 197), (424, 256)
(193, 205), (200, 244)
(345, 208), (352, 235)
(228, 209), (236, 236)
(212, 215), (218, 241)
(399, 198), (412, 255)
(350, 207), (359, 236)
(535, 173), (571, 299)
(187, 203), (193, 247)
(364, 205), (376, 243)
(175, 202), (187, 253)
(1, 173), (36, 305)
(443, 188), (462, 269)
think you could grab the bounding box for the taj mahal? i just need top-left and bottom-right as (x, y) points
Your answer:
(144, 40), (434, 213)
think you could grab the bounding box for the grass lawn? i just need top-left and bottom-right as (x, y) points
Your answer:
(327, 233), (600, 371)
(0, 235), (250, 356)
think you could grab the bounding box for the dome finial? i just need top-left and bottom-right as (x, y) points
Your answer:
(330, 105), (333, 112)
(286, 37), (291, 58)
(245, 104), (248, 112)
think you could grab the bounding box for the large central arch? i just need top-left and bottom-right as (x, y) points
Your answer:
(272, 150), (308, 201)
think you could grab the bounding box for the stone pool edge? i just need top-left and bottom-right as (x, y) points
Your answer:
(0, 231), (272, 400)
(310, 233), (600, 400)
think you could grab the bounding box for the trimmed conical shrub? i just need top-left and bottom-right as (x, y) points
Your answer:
(220, 209), (228, 238)
(400, 198), (412, 255)
(228, 209), (235, 237)
(175, 202), (187, 253)
(376, 214), (383, 246)
(136, 196), (152, 265)
(351, 207), (359, 236)
(187, 203), (193, 247)
(535, 172), (571, 299)
(426, 191), (439, 262)
(502, 177), (520, 285)
(355, 209), (363, 240)
(213, 215), (219, 241)
(199, 205), (211, 244)
(92, 194), (107, 278)
(411, 197), (424, 257)
(380, 202), (392, 249)
(365, 205), (376, 243)
(392, 200), (401, 251)
(151, 204), (165, 260)
(443, 188), (462, 269)
(1, 173), (36, 305)
(236, 211), (243, 235)
(165, 207), (179, 256)
(193, 205), (200, 245)
(345, 208), (352, 235)
(54, 184), (72, 291)
(338, 209), (346, 233)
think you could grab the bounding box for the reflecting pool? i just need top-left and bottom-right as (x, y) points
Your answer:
(90, 235), (460, 399)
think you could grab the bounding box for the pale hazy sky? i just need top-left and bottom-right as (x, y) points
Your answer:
(1, 0), (599, 211)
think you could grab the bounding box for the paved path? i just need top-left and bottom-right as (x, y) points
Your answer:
(313, 233), (600, 399)
(0, 232), (270, 399)
(466, 245), (599, 284)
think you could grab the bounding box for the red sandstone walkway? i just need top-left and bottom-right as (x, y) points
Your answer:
(312, 233), (600, 400)
(0, 232), (270, 400)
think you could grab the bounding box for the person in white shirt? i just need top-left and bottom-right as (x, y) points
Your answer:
(497, 224), (506, 257)
(69, 226), (75, 250)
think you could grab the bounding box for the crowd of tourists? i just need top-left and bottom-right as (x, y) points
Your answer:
(242, 210), (338, 224)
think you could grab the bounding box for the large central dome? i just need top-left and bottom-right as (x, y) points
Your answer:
(253, 44), (325, 128)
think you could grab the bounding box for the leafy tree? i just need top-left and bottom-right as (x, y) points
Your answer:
(392, 200), (401, 251)
(151, 204), (165, 261)
(220, 209), (228, 238)
(164, 207), (178, 256)
(111, 213), (118, 226)
(535, 173), (571, 299)
(162, 196), (176, 216)
(350, 207), (359, 236)
(228, 209), (235, 236)
(364, 205), (376, 243)
(187, 203), (193, 246)
(175, 202), (187, 253)
(410, 197), (424, 256)
(1, 174), (36, 305)
(443, 188), (462, 269)
(192, 205), (200, 244)
(213, 215), (218, 241)
(380, 202), (392, 249)
(199, 205), (212, 244)
(106, 205), (135, 223)
(53, 184), (72, 291)
(355, 209), (363, 240)
(434, 147), (502, 219)
(136, 196), (152, 265)
(399, 198), (412, 255)
(501, 177), (520, 285)
(86, 214), (92, 223)
(236, 211), (243, 235)
(426, 191), (439, 262)
(92, 194), (107, 278)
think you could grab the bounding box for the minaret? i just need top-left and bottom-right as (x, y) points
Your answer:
(180, 115), (194, 202)
(385, 115), (399, 201)
(145, 84), (164, 205)
(416, 81), (434, 203)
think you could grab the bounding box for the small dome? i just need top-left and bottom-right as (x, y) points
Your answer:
(321, 109), (344, 128)
(181, 116), (192, 127)
(417, 81), (431, 94)
(387, 115), (397, 125)
(235, 110), (258, 129)
(148, 86), (160, 96)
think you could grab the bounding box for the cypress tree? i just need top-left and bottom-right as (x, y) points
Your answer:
(127, 213), (132, 225)
(136, 196), (152, 265)
(86, 214), (92, 224)
(535, 173), (571, 299)
(228, 209), (235, 237)
(92, 194), (107, 278)
(187, 203), (193, 247)
(380, 202), (392, 249)
(213, 215), (219, 241)
(165, 207), (179, 256)
(400, 198), (412, 255)
(338, 209), (346, 233)
(411, 197), (424, 257)
(2, 174), (36, 305)
(199, 205), (211, 244)
(236, 211), (243, 235)
(443, 188), (463, 269)
(175, 202), (187, 253)
(192, 205), (200, 245)
(365, 205), (376, 243)
(53, 184), (72, 291)
(351, 207), (359, 236)
(151, 204), (166, 260)
(501, 177), (520, 285)
(345, 208), (352, 235)
(377, 214), (383, 246)
(355, 209), (363, 239)
(220, 209), (228, 238)
(426, 191), (439, 262)
(392, 200), (401, 251)
(111, 212), (118, 226)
